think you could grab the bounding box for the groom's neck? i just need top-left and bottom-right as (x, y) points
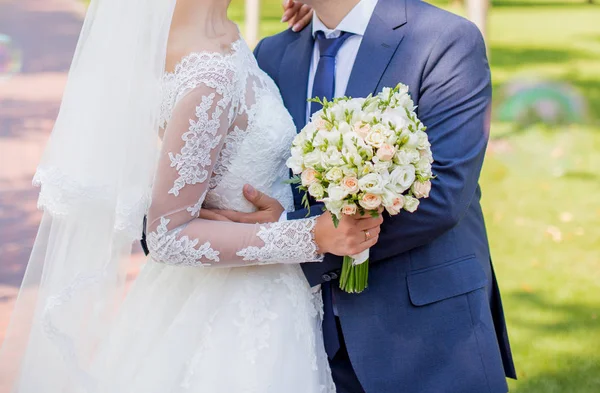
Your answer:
(311, 0), (361, 29)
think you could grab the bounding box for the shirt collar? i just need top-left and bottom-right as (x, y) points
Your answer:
(311, 0), (379, 39)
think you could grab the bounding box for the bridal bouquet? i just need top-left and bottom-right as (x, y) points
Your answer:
(287, 84), (434, 294)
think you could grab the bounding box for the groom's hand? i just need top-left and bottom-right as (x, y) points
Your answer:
(203, 184), (285, 224)
(314, 211), (383, 256)
(281, 0), (313, 32)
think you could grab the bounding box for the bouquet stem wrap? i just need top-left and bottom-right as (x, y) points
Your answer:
(340, 250), (370, 293)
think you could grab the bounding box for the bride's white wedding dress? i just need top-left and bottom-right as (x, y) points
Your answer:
(89, 38), (335, 392)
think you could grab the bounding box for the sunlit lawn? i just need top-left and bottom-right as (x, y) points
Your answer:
(229, 0), (600, 392)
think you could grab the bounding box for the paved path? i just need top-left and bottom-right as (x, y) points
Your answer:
(0, 0), (85, 348)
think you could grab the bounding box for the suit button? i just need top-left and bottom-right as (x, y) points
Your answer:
(329, 272), (339, 280)
(322, 274), (332, 282)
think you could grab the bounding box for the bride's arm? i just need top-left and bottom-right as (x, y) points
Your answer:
(146, 84), (379, 268)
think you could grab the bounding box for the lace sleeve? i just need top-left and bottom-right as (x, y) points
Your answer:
(146, 83), (323, 268)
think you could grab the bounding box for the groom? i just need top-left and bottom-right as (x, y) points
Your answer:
(217, 0), (516, 391)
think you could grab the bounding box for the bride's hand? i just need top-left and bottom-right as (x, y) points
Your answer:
(202, 184), (285, 224)
(282, 0), (313, 32)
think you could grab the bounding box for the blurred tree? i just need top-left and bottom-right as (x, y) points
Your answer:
(467, 0), (489, 41)
(245, 0), (260, 46)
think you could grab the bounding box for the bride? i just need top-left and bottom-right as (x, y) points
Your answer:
(0, 0), (383, 391)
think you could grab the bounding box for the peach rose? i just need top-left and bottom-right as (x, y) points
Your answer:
(386, 195), (405, 215)
(341, 176), (360, 194)
(376, 144), (396, 161)
(411, 180), (431, 198)
(353, 122), (371, 139)
(301, 168), (318, 186)
(315, 118), (328, 131)
(359, 193), (382, 210)
(341, 202), (358, 216)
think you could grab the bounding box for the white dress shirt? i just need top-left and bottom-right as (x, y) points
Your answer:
(280, 0), (379, 222)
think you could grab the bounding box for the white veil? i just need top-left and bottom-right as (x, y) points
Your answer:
(0, 0), (177, 391)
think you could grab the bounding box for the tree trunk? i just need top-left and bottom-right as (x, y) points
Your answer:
(466, 0), (489, 41)
(245, 0), (260, 47)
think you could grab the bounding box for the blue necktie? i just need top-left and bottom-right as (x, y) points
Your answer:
(310, 31), (352, 360)
(310, 31), (354, 116)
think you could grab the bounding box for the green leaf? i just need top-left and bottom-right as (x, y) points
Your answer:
(284, 175), (302, 185)
(332, 214), (340, 228)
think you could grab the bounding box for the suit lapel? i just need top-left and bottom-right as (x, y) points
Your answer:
(279, 27), (314, 132)
(345, 0), (408, 99)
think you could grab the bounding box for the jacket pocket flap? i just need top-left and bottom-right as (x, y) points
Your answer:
(407, 255), (488, 307)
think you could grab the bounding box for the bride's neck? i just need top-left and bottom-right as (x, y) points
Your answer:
(167, 0), (236, 70)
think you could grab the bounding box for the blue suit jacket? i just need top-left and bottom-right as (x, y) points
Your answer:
(254, 0), (516, 392)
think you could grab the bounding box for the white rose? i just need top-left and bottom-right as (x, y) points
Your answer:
(415, 130), (430, 150)
(308, 183), (325, 200)
(412, 180), (432, 198)
(358, 173), (385, 194)
(341, 201), (358, 216)
(325, 167), (344, 183)
(359, 193), (382, 211)
(381, 108), (408, 130)
(364, 126), (388, 148)
(394, 148), (411, 166)
(341, 165), (358, 177)
(404, 195), (420, 212)
(304, 150), (323, 169)
(403, 132), (420, 149)
(415, 156), (433, 178)
(286, 154), (303, 174)
(327, 184), (348, 202)
(420, 148), (434, 164)
(389, 165), (416, 193)
(322, 146), (345, 167)
(395, 146), (420, 165)
(373, 159), (393, 174)
(301, 168), (319, 186)
(325, 199), (344, 217)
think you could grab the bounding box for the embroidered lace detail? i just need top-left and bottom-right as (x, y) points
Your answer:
(147, 217), (220, 266)
(236, 218), (323, 264)
(168, 93), (226, 197)
(209, 125), (246, 189)
(160, 40), (242, 128)
(186, 189), (208, 217)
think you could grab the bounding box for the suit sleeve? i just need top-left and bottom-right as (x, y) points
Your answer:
(370, 20), (492, 264)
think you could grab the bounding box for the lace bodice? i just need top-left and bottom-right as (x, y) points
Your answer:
(146, 39), (322, 267)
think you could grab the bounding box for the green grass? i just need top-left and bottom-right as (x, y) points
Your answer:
(228, 0), (600, 391)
